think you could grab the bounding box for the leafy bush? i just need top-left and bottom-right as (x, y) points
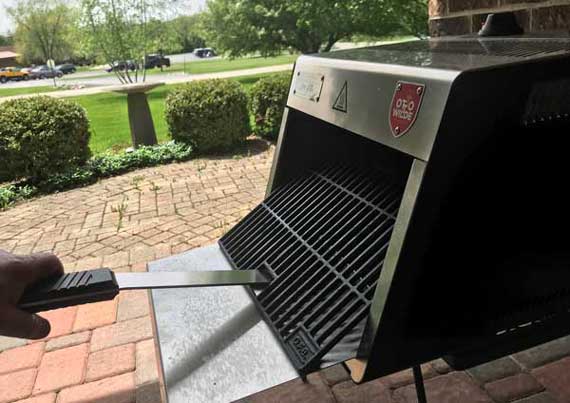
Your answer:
(0, 142), (193, 210)
(249, 73), (290, 139)
(90, 142), (193, 176)
(0, 96), (91, 182)
(0, 185), (36, 210)
(165, 79), (250, 152)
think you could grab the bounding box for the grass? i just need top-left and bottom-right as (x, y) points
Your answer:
(0, 85), (61, 98)
(346, 34), (417, 44)
(149, 53), (297, 75)
(72, 72), (285, 154)
(76, 53), (297, 78)
(75, 65), (96, 73)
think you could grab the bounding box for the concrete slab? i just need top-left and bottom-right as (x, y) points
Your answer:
(149, 243), (298, 403)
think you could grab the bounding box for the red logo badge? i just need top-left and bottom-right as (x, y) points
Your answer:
(389, 82), (425, 138)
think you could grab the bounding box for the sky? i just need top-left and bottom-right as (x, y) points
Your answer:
(0, 0), (15, 35)
(0, 0), (207, 35)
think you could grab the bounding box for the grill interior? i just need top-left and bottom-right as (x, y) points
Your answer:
(219, 165), (403, 374)
(523, 78), (570, 126)
(408, 127), (570, 341)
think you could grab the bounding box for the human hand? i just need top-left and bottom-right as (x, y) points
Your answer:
(0, 250), (64, 339)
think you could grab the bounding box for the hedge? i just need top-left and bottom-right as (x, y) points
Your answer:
(165, 79), (250, 152)
(249, 73), (290, 139)
(0, 142), (193, 210)
(0, 96), (91, 182)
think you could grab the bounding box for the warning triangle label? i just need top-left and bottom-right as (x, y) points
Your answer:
(333, 82), (348, 113)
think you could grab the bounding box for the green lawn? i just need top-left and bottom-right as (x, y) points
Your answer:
(83, 53), (297, 78)
(347, 34), (416, 44)
(149, 53), (297, 75)
(0, 85), (60, 98)
(75, 65), (96, 73)
(72, 72), (284, 154)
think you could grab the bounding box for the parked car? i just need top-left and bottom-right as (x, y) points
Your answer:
(29, 65), (63, 79)
(106, 60), (138, 73)
(0, 67), (30, 83)
(144, 54), (170, 69)
(55, 63), (77, 74)
(193, 48), (216, 58)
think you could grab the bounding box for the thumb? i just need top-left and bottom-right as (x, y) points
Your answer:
(0, 304), (51, 340)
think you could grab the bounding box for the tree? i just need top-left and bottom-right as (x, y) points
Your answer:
(146, 19), (179, 55)
(0, 35), (14, 47)
(7, 0), (78, 64)
(388, 0), (428, 38)
(81, 0), (153, 83)
(203, 0), (428, 57)
(171, 15), (206, 53)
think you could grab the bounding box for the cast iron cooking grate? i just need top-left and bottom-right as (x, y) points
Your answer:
(219, 165), (403, 374)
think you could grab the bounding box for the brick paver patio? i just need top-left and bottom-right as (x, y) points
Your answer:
(1, 140), (570, 403)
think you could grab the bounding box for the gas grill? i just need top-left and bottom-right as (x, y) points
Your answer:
(217, 34), (570, 391)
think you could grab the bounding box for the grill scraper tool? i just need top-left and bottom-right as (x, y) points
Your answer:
(18, 268), (270, 313)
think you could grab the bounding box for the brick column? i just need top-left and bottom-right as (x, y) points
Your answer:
(429, 0), (570, 36)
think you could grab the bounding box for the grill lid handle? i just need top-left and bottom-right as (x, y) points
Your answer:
(479, 12), (524, 37)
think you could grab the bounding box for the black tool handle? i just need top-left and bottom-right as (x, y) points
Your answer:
(18, 268), (120, 313)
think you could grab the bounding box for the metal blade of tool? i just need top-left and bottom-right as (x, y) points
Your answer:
(115, 270), (269, 290)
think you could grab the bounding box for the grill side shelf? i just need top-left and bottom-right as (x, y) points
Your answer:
(219, 165), (403, 374)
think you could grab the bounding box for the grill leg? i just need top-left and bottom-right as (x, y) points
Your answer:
(413, 365), (428, 403)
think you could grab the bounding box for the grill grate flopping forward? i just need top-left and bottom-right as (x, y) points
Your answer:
(219, 165), (403, 374)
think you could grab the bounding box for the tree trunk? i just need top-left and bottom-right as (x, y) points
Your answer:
(323, 35), (338, 53)
(114, 70), (127, 84)
(302, 41), (322, 54)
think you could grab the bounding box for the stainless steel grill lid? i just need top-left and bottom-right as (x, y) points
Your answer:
(218, 34), (570, 383)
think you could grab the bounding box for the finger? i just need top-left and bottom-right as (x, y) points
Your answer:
(0, 304), (51, 339)
(13, 253), (64, 285)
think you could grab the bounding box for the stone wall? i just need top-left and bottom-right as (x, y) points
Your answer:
(429, 0), (570, 36)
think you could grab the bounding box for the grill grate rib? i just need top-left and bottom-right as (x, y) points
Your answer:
(219, 165), (403, 374)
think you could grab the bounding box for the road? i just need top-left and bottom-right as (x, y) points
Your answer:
(0, 63), (293, 102)
(0, 52), (212, 90)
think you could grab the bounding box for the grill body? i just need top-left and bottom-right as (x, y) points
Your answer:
(221, 35), (570, 382)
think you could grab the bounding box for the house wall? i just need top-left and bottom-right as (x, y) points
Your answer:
(0, 58), (18, 68)
(429, 0), (570, 36)
(0, 46), (20, 68)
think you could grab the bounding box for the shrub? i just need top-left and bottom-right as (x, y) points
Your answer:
(0, 185), (36, 210)
(87, 142), (193, 178)
(165, 79), (250, 153)
(249, 73), (290, 139)
(39, 142), (194, 194)
(0, 142), (193, 210)
(0, 96), (91, 182)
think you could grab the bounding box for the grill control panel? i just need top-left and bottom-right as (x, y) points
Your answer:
(288, 57), (457, 161)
